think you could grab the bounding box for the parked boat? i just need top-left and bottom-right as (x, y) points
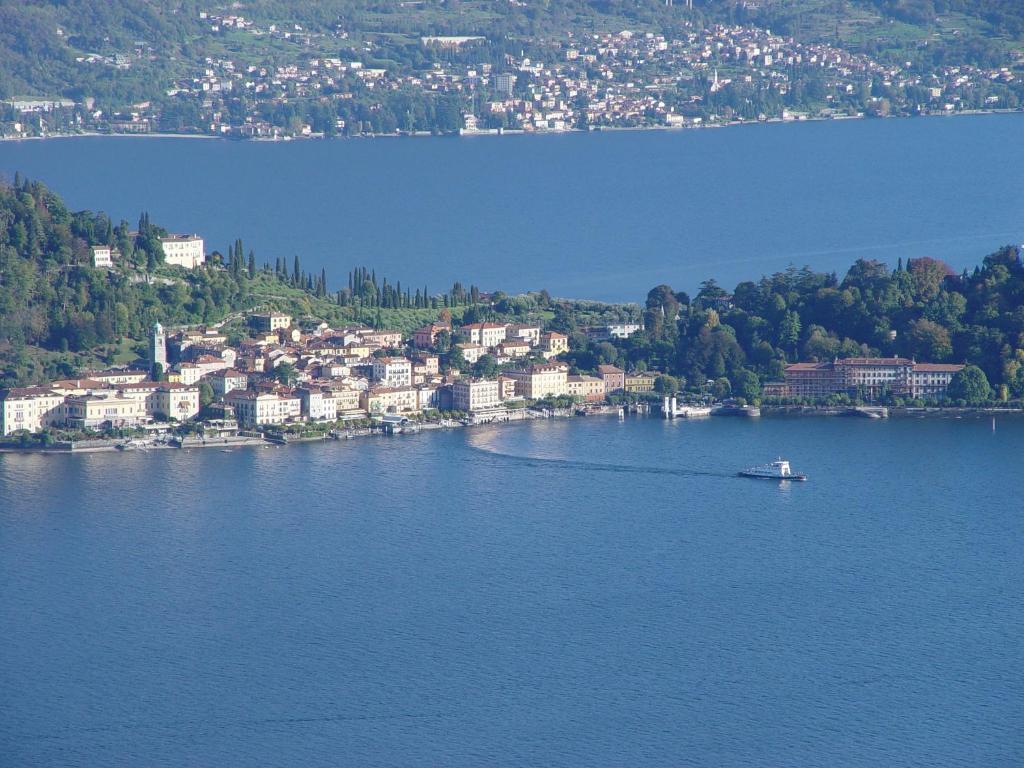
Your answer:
(738, 458), (807, 481)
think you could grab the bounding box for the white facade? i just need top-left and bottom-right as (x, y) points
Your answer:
(453, 379), (501, 412)
(372, 357), (413, 388)
(91, 246), (114, 268)
(0, 388), (65, 435)
(160, 235), (205, 269)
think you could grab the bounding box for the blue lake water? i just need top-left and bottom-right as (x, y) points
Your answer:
(1, 115), (1023, 300)
(2, 415), (1023, 766)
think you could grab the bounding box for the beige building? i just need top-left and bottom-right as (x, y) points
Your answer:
(159, 234), (205, 269)
(63, 393), (146, 430)
(541, 332), (569, 359)
(225, 390), (302, 427)
(153, 384), (200, 422)
(0, 388), (66, 435)
(250, 312), (292, 332)
(453, 379), (501, 412)
(567, 374), (606, 402)
(506, 363), (569, 399)
(624, 372), (657, 393)
(457, 343), (485, 364)
(507, 324), (541, 346)
(361, 385), (419, 415)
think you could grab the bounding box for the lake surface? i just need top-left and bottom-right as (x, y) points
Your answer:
(1, 115), (1023, 301)
(2, 415), (1022, 766)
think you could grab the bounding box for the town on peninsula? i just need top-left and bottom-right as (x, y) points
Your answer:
(0, 177), (1017, 450)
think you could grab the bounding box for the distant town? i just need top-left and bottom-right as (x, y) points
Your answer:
(3, 15), (1022, 141)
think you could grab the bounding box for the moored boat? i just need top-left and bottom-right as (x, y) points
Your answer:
(738, 458), (806, 481)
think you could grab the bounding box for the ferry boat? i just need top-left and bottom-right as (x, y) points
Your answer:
(738, 458), (807, 481)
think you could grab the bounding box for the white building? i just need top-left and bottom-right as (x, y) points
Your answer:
(225, 390), (302, 427)
(453, 379), (501, 412)
(91, 246), (114, 268)
(0, 388), (66, 435)
(160, 234), (205, 269)
(298, 386), (338, 421)
(372, 357), (413, 388)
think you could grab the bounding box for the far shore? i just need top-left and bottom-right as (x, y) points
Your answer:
(2, 107), (1021, 145)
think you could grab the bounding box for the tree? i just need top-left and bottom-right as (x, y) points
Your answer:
(151, 362), (164, 382)
(275, 362), (297, 386)
(903, 318), (952, 361)
(199, 381), (214, 408)
(654, 374), (679, 394)
(947, 365), (991, 405)
(731, 369), (761, 403)
(711, 377), (732, 400)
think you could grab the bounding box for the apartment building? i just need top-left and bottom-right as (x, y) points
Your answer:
(453, 379), (501, 412)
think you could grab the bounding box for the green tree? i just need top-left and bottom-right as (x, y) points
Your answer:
(199, 380), (214, 408)
(947, 365), (991, 405)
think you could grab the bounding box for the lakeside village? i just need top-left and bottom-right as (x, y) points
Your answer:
(0, 234), (973, 450)
(4, 19), (1023, 141)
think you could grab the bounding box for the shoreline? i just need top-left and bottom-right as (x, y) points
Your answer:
(2, 403), (1019, 456)
(2, 108), (1021, 145)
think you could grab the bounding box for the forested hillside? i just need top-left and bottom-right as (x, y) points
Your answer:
(575, 248), (1024, 403)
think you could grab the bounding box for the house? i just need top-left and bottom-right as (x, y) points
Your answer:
(361, 385), (419, 415)
(496, 339), (531, 360)
(0, 387), (66, 435)
(461, 322), (507, 349)
(457, 343), (485, 364)
(297, 386), (338, 421)
(225, 390), (301, 427)
(250, 312), (292, 332)
(453, 379), (501, 412)
(624, 371), (657, 393)
(91, 245), (115, 268)
(159, 234), (205, 269)
(505, 363), (569, 399)
(62, 392), (146, 430)
(413, 323), (450, 349)
(206, 369), (249, 398)
(566, 374), (606, 402)
(153, 383), (200, 422)
(361, 329), (403, 348)
(84, 369), (149, 386)
(372, 357), (413, 387)
(596, 364), (625, 393)
(540, 331), (569, 359)
(507, 324), (542, 346)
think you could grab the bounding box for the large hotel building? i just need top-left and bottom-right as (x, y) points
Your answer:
(782, 357), (964, 400)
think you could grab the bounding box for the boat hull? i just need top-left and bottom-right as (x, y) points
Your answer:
(738, 471), (807, 481)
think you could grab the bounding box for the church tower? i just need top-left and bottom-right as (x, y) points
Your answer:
(150, 322), (167, 374)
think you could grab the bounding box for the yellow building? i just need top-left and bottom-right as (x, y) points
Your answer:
(506, 363), (568, 399)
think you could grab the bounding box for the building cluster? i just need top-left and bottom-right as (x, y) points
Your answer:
(0, 312), (653, 437)
(771, 357), (964, 400)
(5, 15), (1020, 140)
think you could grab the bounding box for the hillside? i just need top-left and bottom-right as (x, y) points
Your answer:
(0, 176), (637, 386)
(1, 1), (1022, 137)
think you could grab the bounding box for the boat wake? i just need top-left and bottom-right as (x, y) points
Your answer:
(467, 440), (732, 479)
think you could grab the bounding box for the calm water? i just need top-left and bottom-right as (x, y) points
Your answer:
(2, 416), (1022, 766)
(1, 115), (1023, 300)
